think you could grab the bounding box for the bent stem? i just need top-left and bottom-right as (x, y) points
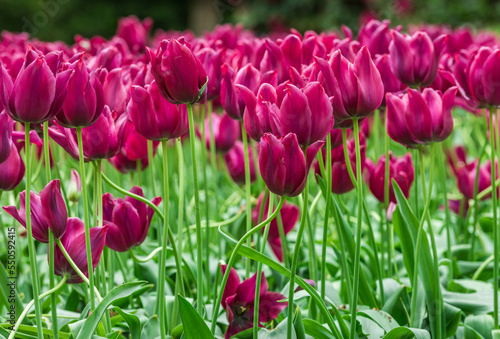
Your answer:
(187, 103), (204, 314)
(43, 120), (59, 339)
(8, 275), (68, 339)
(210, 197), (286, 334)
(129, 247), (163, 263)
(349, 118), (364, 339)
(241, 119), (253, 278)
(253, 193), (275, 338)
(76, 127), (96, 310)
(24, 123), (44, 339)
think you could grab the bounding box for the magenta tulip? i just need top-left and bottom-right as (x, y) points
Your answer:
(0, 144), (24, 191)
(456, 160), (494, 200)
(204, 112), (240, 153)
(116, 15), (152, 53)
(0, 110), (14, 164)
(224, 141), (257, 185)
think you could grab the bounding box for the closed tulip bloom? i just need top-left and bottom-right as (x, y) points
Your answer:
(259, 133), (323, 197)
(374, 54), (406, 105)
(389, 30), (446, 87)
(251, 193), (299, 262)
(367, 153), (414, 204)
(224, 141), (256, 184)
(4, 179), (67, 242)
(120, 116), (160, 161)
(102, 186), (161, 252)
(358, 20), (394, 56)
(0, 110), (14, 164)
(456, 160), (494, 200)
(53, 217), (107, 284)
(128, 81), (189, 141)
(220, 265), (287, 339)
(101, 68), (129, 115)
(196, 46), (223, 101)
(0, 46), (72, 123)
(204, 112), (239, 153)
(108, 152), (151, 174)
(147, 38), (207, 104)
(0, 144), (25, 191)
(116, 15), (152, 53)
(56, 56), (105, 128)
(468, 47), (500, 106)
(316, 46), (383, 125)
(50, 106), (125, 161)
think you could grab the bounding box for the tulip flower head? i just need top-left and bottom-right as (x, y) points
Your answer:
(224, 141), (257, 184)
(0, 143), (24, 191)
(220, 265), (287, 339)
(203, 112), (240, 153)
(0, 110), (14, 164)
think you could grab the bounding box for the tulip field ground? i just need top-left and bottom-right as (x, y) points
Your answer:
(2, 16), (500, 339)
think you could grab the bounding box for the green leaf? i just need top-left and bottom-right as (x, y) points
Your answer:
(258, 318), (295, 338)
(302, 319), (335, 339)
(358, 309), (398, 332)
(178, 294), (214, 339)
(113, 307), (147, 339)
(293, 306), (306, 339)
(75, 282), (146, 339)
(464, 314), (494, 339)
(443, 302), (461, 338)
(383, 327), (431, 339)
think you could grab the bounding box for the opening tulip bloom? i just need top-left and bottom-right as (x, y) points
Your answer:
(386, 87), (457, 146)
(251, 193), (299, 262)
(147, 38), (207, 104)
(55, 55), (105, 128)
(0, 46), (72, 123)
(102, 186), (161, 252)
(128, 81), (189, 141)
(388, 30), (447, 87)
(258, 133), (323, 197)
(316, 46), (384, 126)
(220, 265), (287, 339)
(53, 217), (107, 284)
(0, 143), (24, 191)
(4, 179), (68, 242)
(366, 153), (414, 204)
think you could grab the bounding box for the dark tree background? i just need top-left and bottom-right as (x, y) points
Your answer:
(1, 0), (499, 43)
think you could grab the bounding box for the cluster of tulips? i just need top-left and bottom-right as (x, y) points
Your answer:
(2, 14), (500, 339)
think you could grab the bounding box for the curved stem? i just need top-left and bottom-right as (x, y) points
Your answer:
(349, 118), (364, 339)
(241, 119), (253, 279)
(129, 247), (163, 263)
(8, 275), (68, 339)
(253, 193), (275, 338)
(24, 123), (43, 339)
(187, 103), (204, 314)
(210, 197), (286, 334)
(321, 133), (332, 306)
(76, 127), (96, 310)
(43, 121), (59, 339)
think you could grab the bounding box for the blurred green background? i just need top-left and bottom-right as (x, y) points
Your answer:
(1, 0), (500, 42)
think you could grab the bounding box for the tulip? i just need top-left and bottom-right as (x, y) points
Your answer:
(221, 63), (260, 121)
(53, 217), (107, 284)
(4, 179), (67, 242)
(358, 19), (394, 56)
(251, 193), (299, 262)
(314, 133), (366, 194)
(50, 106), (125, 161)
(316, 46), (384, 126)
(0, 143), (25, 191)
(116, 15), (152, 53)
(56, 55), (105, 128)
(388, 30), (447, 87)
(102, 186), (161, 252)
(109, 152), (152, 174)
(456, 160), (494, 200)
(373, 54), (406, 105)
(467, 47), (500, 107)
(366, 153), (414, 204)
(386, 87), (457, 146)
(120, 117), (160, 161)
(0, 110), (14, 164)
(0, 46), (72, 123)
(220, 265), (287, 339)
(203, 112), (239, 153)
(68, 169), (82, 204)
(100, 68), (129, 115)
(147, 38), (207, 104)
(224, 141), (256, 184)
(196, 46), (224, 101)
(259, 133), (323, 197)
(128, 81), (189, 141)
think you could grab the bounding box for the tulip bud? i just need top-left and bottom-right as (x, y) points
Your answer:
(103, 186), (161, 252)
(0, 110), (14, 164)
(0, 46), (72, 124)
(56, 56), (105, 128)
(116, 15), (152, 53)
(53, 218), (107, 284)
(456, 159), (494, 200)
(259, 133), (323, 197)
(68, 169), (82, 203)
(204, 112), (239, 153)
(358, 19), (393, 56)
(366, 153), (414, 204)
(101, 68), (129, 115)
(147, 38), (207, 104)
(224, 141), (256, 184)
(196, 46), (224, 101)
(373, 54), (406, 105)
(468, 47), (500, 107)
(221, 63), (260, 121)
(128, 81), (189, 141)
(0, 144), (25, 191)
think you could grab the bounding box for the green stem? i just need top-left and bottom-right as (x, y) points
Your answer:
(158, 140), (170, 338)
(136, 158), (141, 187)
(43, 121), (59, 339)
(8, 275), (68, 339)
(321, 133), (332, 305)
(187, 103), (204, 314)
(148, 140), (156, 197)
(24, 123), (43, 339)
(175, 139), (186, 296)
(210, 197), (286, 334)
(438, 145), (453, 280)
(470, 134), (488, 260)
(241, 119), (253, 279)
(253, 193), (275, 338)
(384, 113), (392, 277)
(201, 103), (211, 299)
(490, 107), (499, 329)
(129, 247), (163, 263)
(76, 127), (96, 310)
(349, 118), (364, 339)
(208, 101), (219, 259)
